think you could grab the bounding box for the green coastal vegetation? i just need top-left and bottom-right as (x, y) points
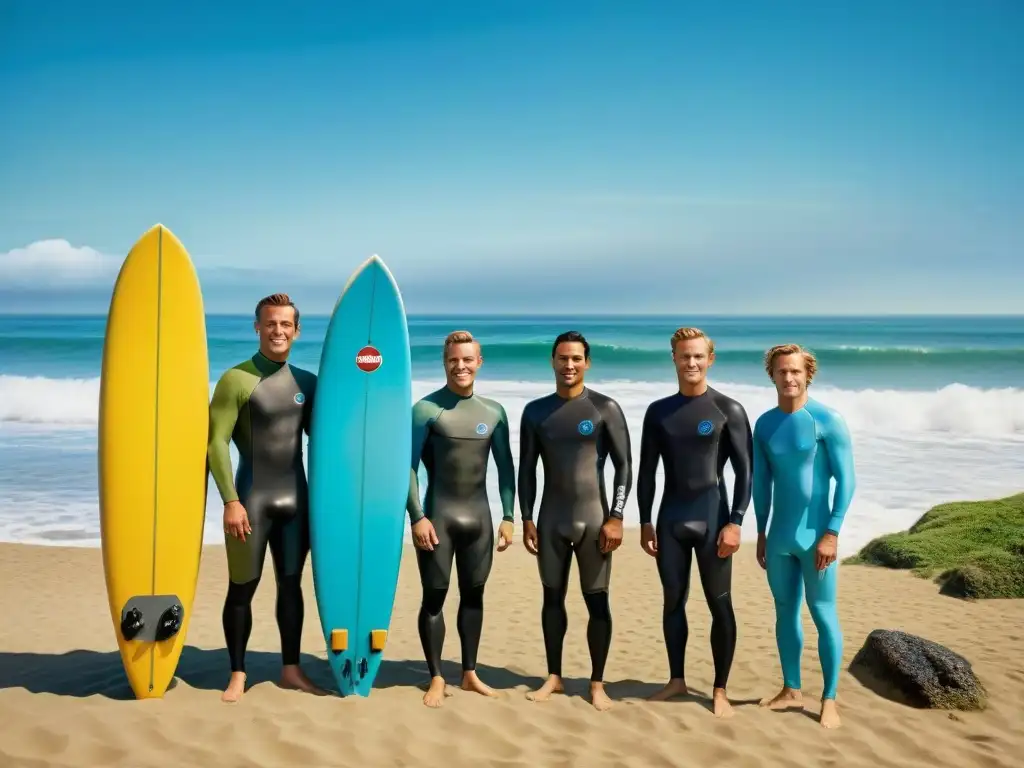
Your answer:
(846, 492), (1024, 600)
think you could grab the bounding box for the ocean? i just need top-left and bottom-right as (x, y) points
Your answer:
(1, 313), (1022, 557)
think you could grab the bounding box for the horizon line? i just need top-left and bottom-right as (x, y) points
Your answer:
(1, 311), (1022, 319)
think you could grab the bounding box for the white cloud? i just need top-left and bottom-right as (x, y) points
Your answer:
(0, 239), (120, 286)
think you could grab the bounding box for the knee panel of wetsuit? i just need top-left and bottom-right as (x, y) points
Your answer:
(582, 590), (611, 620)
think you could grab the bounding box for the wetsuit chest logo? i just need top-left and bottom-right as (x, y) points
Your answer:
(475, 422), (489, 435)
(294, 392), (305, 405)
(578, 419), (594, 436)
(697, 419), (714, 436)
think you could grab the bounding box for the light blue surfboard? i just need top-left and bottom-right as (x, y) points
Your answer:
(308, 254), (412, 697)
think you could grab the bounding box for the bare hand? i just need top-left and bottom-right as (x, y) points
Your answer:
(411, 518), (439, 551)
(717, 522), (741, 558)
(640, 523), (657, 557)
(523, 521), (539, 555)
(756, 532), (767, 570)
(815, 532), (838, 571)
(496, 520), (514, 551)
(599, 517), (623, 553)
(224, 501), (251, 542)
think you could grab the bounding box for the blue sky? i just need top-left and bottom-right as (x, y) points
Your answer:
(1, 0), (1021, 315)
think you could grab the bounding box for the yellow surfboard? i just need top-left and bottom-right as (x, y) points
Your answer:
(98, 223), (209, 699)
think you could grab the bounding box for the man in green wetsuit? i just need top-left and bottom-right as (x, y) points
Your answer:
(208, 293), (323, 703)
(407, 330), (517, 708)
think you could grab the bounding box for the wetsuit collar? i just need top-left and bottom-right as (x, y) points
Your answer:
(555, 385), (588, 401)
(252, 351), (287, 377)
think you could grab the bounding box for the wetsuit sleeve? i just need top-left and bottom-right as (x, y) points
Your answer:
(517, 407), (540, 523)
(722, 400), (754, 526)
(490, 405), (517, 522)
(406, 401), (436, 525)
(208, 372), (242, 504)
(636, 403), (660, 526)
(601, 398), (633, 520)
(822, 410), (856, 535)
(302, 373), (317, 436)
(751, 419), (773, 534)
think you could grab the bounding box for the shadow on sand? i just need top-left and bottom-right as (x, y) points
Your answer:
(0, 647), (763, 711)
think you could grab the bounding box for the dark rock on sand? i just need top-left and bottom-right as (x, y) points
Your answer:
(849, 629), (987, 710)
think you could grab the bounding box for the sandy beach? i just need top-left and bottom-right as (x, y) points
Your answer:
(1, 529), (1021, 768)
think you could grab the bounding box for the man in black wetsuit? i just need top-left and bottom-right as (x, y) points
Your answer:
(208, 293), (323, 703)
(519, 330), (633, 711)
(407, 330), (517, 708)
(636, 326), (753, 717)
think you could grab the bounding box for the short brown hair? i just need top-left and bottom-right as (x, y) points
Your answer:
(255, 293), (299, 324)
(764, 343), (818, 383)
(670, 326), (715, 355)
(443, 330), (479, 359)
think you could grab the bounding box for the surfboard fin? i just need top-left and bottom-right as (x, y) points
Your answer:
(331, 629), (348, 652)
(120, 606), (144, 641)
(154, 604), (183, 642)
(358, 658), (368, 678)
(370, 629), (387, 652)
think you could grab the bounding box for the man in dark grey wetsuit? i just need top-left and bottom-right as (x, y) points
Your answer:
(519, 330), (633, 711)
(407, 331), (517, 708)
(637, 327), (753, 718)
(208, 293), (323, 703)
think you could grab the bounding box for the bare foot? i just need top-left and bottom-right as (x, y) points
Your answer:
(648, 678), (687, 702)
(819, 698), (841, 729)
(712, 687), (734, 718)
(759, 686), (803, 710)
(461, 670), (498, 698)
(589, 682), (613, 711)
(423, 676), (451, 708)
(278, 664), (327, 695)
(526, 674), (564, 701)
(221, 671), (246, 703)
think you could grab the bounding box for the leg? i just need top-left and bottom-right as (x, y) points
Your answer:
(453, 514), (497, 697)
(221, 577), (260, 702)
(415, 517), (456, 707)
(649, 520), (693, 701)
(760, 549), (805, 710)
(267, 511), (322, 694)
(527, 523), (572, 702)
(695, 534), (738, 717)
(221, 503), (271, 702)
(799, 549), (843, 728)
(576, 521), (615, 711)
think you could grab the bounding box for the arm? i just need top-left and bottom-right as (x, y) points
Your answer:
(490, 405), (517, 522)
(751, 421), (773, 534)
(601, 399), (633, 520)
(723, 400), (754, 526)
(636, 404), (660, 526)
(208, 373), (242, 504)
(406, 402), (435, 525)
(301, 373), (317, 436)
(517, 408), (540, 523)
(822, 410), (856, 535)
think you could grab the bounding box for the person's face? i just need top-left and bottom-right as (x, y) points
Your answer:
(771, 353), (808, 398)
(444, 341), (482, 390)
(254, 306), (298, 360)
(552, 342), (590, 388)
(672, 337), (714, 386)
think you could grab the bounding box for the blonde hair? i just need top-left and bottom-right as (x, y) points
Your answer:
(764, 343), (818, 384)
(443, 330), (480, 359)
(670, 326), (715, 355)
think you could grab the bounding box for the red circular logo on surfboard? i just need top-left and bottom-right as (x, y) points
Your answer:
(356, 345), (383, 372)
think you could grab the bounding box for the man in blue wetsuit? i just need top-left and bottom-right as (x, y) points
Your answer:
(752, 343), (855, 729)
